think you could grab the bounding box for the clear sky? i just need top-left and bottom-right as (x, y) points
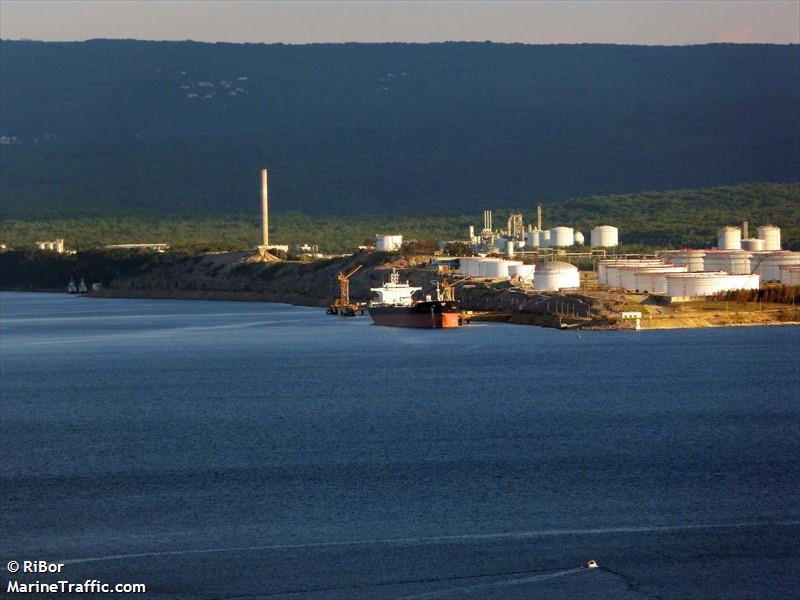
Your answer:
(1, 0), (798, 45)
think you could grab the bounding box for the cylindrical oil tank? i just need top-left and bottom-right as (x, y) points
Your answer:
(478, 258), (508, 278)
(741, 238), (766, 252)
(757, 225), (781, 251)
(495, 237), (508, 250)
(633, 266), (689, 294)
(526, 230), (540, 247)
(780, 265), (800, 286)
(598, 259), (665, 286)
(539, 230), (551, 247)
(717, 226), (741, 250)
(574, 231), (585, 245)
(550, 226), (575, 247)
(506, 241), (515, 257)
(590, 225), (619, 247)
(534, 261), (580, 292)
(375, 234), (403, 251)
(457, 257), (482, 276)
(664, 251), (705, 272)
(752, 251), (800, 281)
(666, 273), (760, 300)
(703, 251), (751, 275)
(508, 263), (536, 282)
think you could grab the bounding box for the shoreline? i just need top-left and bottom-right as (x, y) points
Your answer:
(5, 287), (799, 331)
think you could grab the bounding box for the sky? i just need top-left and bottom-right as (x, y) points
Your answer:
(1, 0), (798, 45)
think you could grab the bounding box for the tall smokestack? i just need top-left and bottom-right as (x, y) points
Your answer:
(537, 205), (542, 231)
(261, 168), (269, 247)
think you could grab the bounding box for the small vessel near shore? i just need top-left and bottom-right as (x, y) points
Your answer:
(368, 269), (462, 328)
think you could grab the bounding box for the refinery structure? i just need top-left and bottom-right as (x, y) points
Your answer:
(245, 169), (795, 304)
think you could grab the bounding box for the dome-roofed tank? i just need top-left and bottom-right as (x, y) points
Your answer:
(574, 231), (585, 245)
(550, 226), (575, 247)
(717, 226), (741, 250)
(757, 225), (781, 251)
(533, 261), (580, 292)
(590, 225), (619, 248)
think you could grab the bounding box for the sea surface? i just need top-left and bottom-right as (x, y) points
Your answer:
(1, 291), (799, 599)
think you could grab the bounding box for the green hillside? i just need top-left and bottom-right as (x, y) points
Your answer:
(2, 184), (797, 253)
(1, 40), (798, 219)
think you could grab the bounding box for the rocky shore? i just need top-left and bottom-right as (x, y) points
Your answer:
(7, 249), (799, 330)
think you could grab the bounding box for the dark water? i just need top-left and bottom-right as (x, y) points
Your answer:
(1, 292), (799, 599)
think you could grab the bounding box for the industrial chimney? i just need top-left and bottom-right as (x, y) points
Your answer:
(261, 168), (269, 247)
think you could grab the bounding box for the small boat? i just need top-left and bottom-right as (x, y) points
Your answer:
(586, 560), (599, 569)
(67, 278), (78, 294)
(77, 278), (88, 294)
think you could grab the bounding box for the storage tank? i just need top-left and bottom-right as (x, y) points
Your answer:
(752, 251), (800, 281)
(703, 251), (751, 275)
(780, 265), (800, 286)
(550, 226), (575, 247)
(478, 258), (509, 278)
(757, 225), (781, 251)
(506, 241), (515, 257)
(457, 257), (484, 276)
(375, 234), (403, 252)
(526, 230), (540, 248)
(666, 272), (760, 301)
(741, 238), (765, 252)
(664, 251), (705, 272)
(597, 259), (665, 286)
(590, 225), (619, 247)
(539, 230), (551, 247)
(534, 261), (580, 292)
(508, 263), (536, 282)
(717, 226), (741, 250)
(574, 231), (585, 245)
(633, 266), (689, 294)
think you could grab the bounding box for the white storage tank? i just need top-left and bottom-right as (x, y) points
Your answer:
(664, 251), (706, 272)
(457, 257), (482, 276)
(539, 230), (551, 247)
(780, 265), (800, 286)
(757, 225), (781, 251)
(506, 240), (515, 257)
(526, 230), (540, 248)
(633, 266), (689, 294)
(478, 258), (509, 278)
(752, 251), (800, 281)
(574, 231), (585, 245)
(508, 263), (536, 283)
(598, 259), (665, 286)
(717, 226), (741, 250)
(666, 272), (760, 300)
(375, 234), (403, 252)
(534, 261), (580, 292)
(550, 226), (575, 247)
(590, 225), (619, 247)
(703, 251), (751, 275)
(741, 238), (766, 252)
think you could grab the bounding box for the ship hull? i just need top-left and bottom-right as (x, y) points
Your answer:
(368, 301), (462, 328)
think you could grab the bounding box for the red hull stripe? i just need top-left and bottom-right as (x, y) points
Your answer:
(369, 311), (461, 328)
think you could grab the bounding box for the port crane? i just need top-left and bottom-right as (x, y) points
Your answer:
(436, 276), (471, 302)
(328, 264), (366, 316)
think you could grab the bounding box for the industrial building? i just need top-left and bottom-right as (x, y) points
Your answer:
(36, 239), (65, 253)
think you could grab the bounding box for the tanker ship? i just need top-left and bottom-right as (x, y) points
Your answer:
(368, 270), (462, 328)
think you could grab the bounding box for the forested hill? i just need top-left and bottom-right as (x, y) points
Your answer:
(1, 40), (798, 219)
